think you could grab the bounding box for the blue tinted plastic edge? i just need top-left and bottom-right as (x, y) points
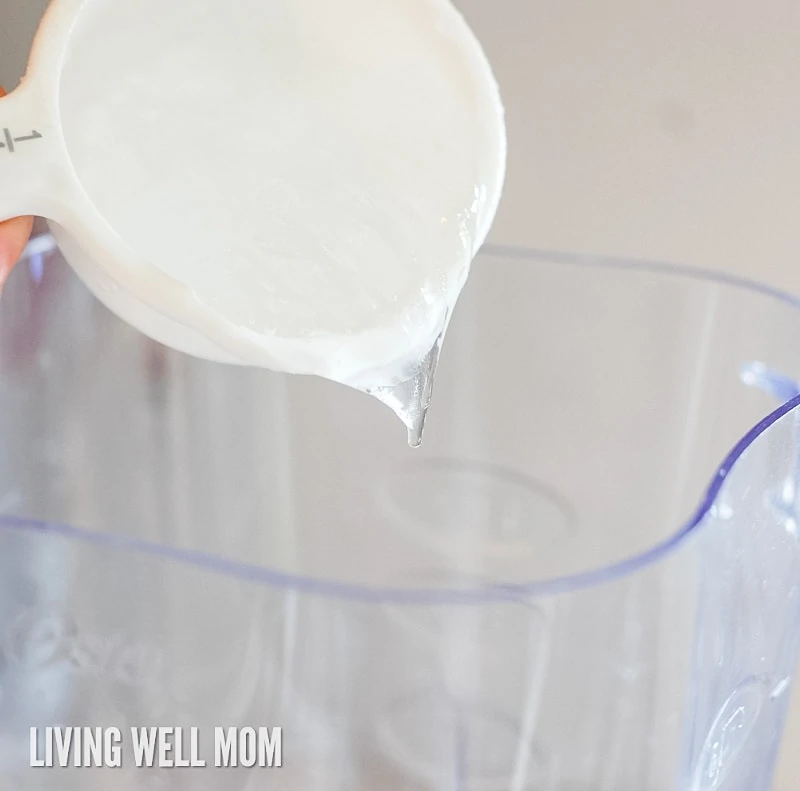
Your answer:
(1, 243), (799, 605)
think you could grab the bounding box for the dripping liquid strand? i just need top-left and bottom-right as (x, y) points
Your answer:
(364, 328), (445, 448)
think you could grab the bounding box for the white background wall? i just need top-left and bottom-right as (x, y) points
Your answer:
(2, 1), (799, 786)
(455, 0), (800, 296)
(0, 0), (47, 89)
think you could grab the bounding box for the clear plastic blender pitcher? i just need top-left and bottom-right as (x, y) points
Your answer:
(1, 236), (800, 790)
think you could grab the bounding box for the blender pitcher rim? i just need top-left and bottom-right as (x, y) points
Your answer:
(5, 240), (800, 606)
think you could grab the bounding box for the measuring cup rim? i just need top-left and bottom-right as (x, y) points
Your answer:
(8, 0), (509, 376)
(4, 242), (798, 606)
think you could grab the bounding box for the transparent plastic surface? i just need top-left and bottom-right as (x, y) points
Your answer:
(0, 239), (800, 789)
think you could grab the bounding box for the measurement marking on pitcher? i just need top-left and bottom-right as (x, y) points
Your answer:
(0, 128), (43, 153)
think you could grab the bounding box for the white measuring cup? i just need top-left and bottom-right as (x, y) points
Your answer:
(0, 0), (506, 387)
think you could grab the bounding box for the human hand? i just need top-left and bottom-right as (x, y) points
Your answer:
(0, 86), (35, 293)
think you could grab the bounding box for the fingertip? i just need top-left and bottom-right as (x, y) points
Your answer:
(0, 215), (35, 290)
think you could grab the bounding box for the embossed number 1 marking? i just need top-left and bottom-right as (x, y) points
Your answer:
(0, 128), (42, 153)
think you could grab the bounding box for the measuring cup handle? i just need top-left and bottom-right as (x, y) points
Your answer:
(0, 82), (69, 223)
